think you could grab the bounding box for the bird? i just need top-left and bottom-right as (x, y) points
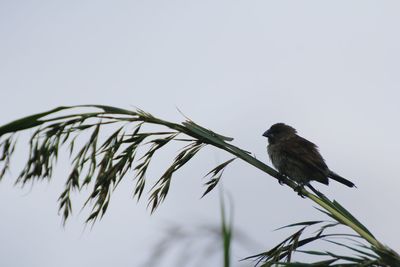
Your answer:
(262, 123), (355, 188)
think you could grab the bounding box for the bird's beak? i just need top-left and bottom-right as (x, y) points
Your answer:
(262, 130), (270, 138)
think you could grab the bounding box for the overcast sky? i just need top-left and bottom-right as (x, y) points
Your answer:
(1, 1), (400, 267)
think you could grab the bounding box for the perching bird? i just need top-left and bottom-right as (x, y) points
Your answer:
(262, 123), (355, 188)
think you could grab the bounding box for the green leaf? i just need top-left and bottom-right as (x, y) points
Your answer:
(0, 106), (73, 137)
(274, 221), (324, 231)
(202, 158), (236, 198)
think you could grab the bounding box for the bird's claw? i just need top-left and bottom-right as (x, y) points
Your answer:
(294, 184), (306, 198)
(277, 173), (285, 185)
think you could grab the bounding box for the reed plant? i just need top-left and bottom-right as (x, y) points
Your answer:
(0, 105), (398, 266)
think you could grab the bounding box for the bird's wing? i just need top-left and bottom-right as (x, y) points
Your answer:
(280, 136), (329, 184)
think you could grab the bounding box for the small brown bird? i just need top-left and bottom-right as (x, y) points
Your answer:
(263, 123), (355, 188)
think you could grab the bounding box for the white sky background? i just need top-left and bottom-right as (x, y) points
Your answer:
(1, 1), (400, 266)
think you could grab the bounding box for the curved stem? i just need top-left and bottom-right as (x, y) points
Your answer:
(305, 192), (382, 248)
(112, 108), (386, 249)
(0, 105), (387, 251)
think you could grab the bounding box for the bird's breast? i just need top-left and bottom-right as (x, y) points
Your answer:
(267, 144), (285, 171)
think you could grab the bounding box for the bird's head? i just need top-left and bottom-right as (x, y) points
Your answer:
(262, 123), (297, 144)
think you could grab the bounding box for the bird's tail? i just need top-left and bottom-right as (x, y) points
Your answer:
(328, 171), (356, 188)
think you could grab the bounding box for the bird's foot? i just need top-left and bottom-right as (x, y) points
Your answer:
(277, 173), (286, 185)
(294, 184), (306, 198)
